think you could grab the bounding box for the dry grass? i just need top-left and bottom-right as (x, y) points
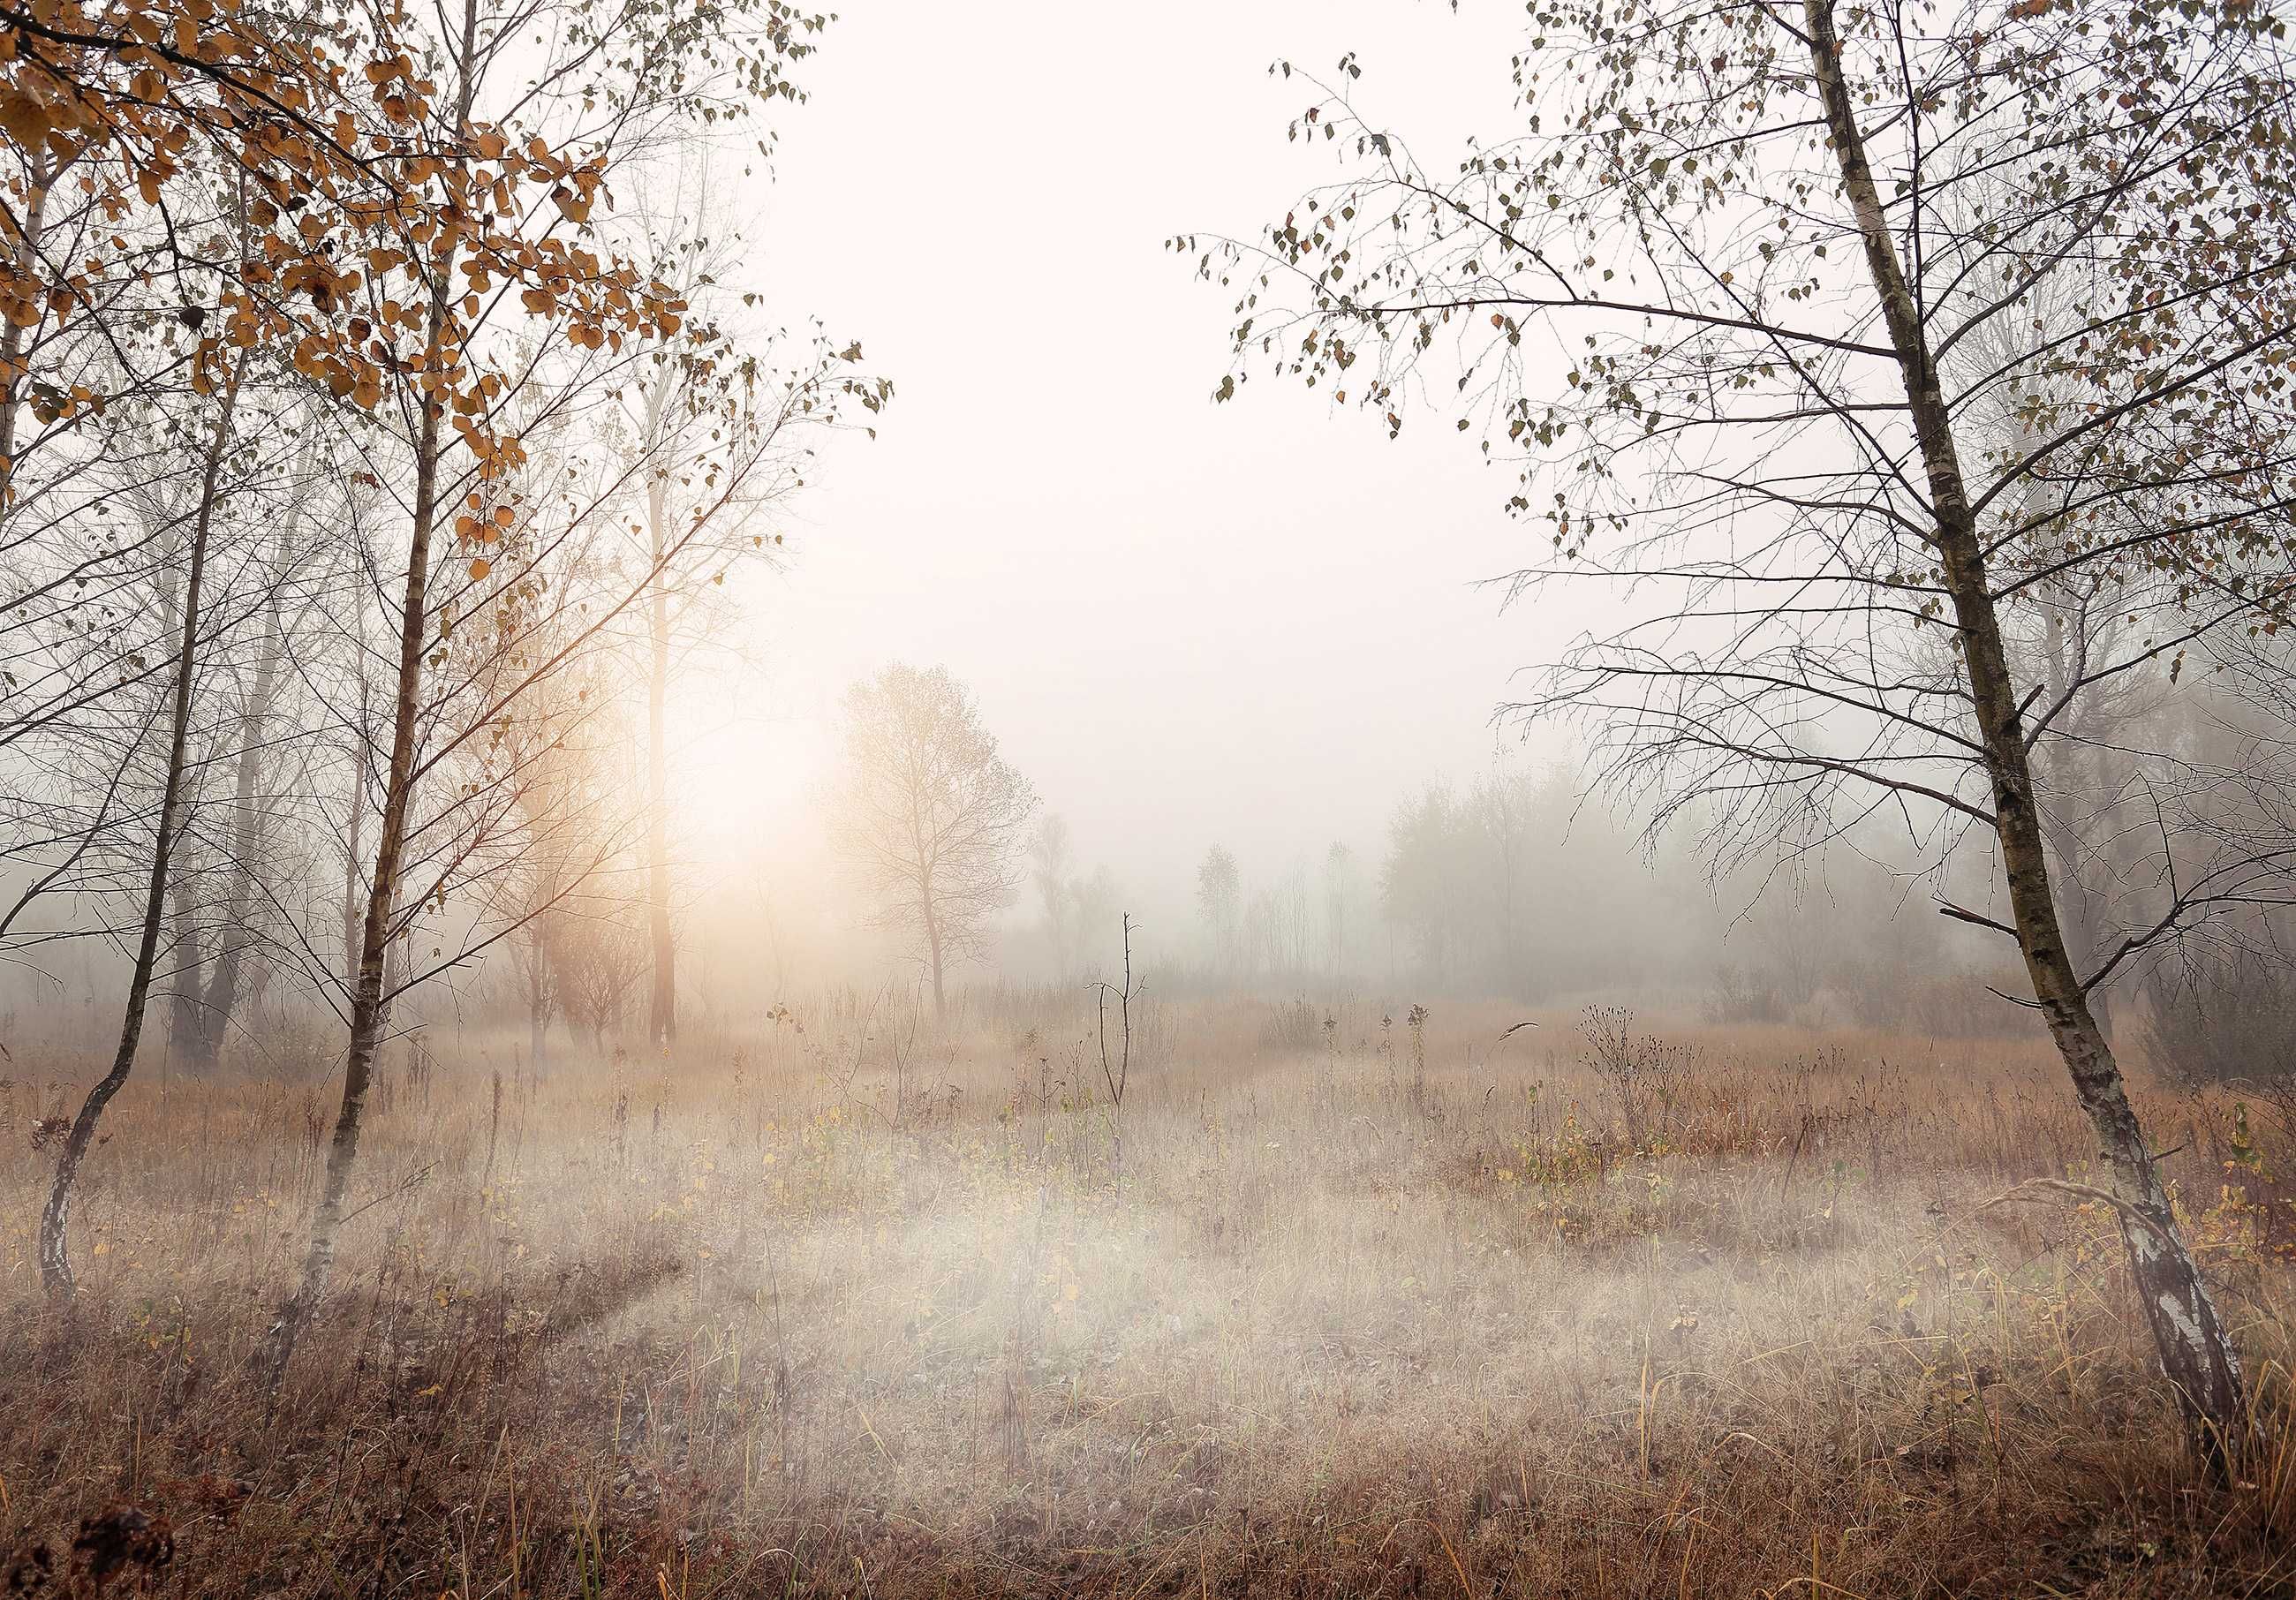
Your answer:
(6, 996), (2296, 1597)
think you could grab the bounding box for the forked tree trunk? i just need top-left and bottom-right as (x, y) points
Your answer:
(39, 357), (245, 1294)
(191, 600), (286, 1069)
(1806, 0), (2246, 1468)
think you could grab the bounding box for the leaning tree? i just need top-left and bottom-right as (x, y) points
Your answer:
(1192, 0), (2296, 1466)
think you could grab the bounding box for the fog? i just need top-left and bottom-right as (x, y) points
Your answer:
(625, 0), (1823, 1008)
(11, 0), (2296, 1590)
(0, 0), (2278, 1049)
(678, 0), (1558, 890)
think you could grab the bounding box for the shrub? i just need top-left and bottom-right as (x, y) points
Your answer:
(1577, 1004), (1699, 1148)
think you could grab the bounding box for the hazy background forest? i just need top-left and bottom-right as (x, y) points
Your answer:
(11, 0), (2296, 1596)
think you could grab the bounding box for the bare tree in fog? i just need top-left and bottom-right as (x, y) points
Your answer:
(1030, 813), (1076, 977)
(506, 881), (563, 1070)
(37, 350), (249, 1294)
(492, 655), (628, 1069)
(1195, 843), (1242, 980)
(557, 903), (651, 1054)
(163, 447), (336, 1074)
(614, 175), (869, 1051)
(1261, 865), (1314, 974)
(1322, 841), (1356, 974)
(1069, 865), (1123, 975)
(1381, 783), (1479, 988)
(1201, 0), (2296, 1464)
(1382, 765), (1573, 992)
(2110, 635), (2296, 1076)
(832, 664), (1038, 1022)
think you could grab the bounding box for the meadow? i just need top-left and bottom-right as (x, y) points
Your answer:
(5, 995), (2296, 1598)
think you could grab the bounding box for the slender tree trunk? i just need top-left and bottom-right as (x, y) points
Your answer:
(2035, 580), (2119, 1043)
(909, 804), (946, 1022)
(2035, 725), (2118, 1043)
(342, 662), (370, 987)
(39, 356), (245, 1294)
(144, 548), (203, 1065)
(636, 286), (699, 1053)
(264, 186), (464, 1387)
(645, 542), (675, 1047)
(524, 911), (552, 1073)
(194, 600), (284, 1068)
(1806, 0), (2245, 1467)
(342, 760), (365, 984)
(265, 418), (439, 1385)
(922, 889), (946, 1024)
(150, 558), (206, 1065)
(166, 872), (204, 1064)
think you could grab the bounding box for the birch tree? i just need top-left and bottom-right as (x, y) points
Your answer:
(1196, 0), (2296, 1466)
(36, 344), (246, 1292)
(249, 0), (858, 1385)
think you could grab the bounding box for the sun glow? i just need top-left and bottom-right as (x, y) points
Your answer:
(661, 660), (834, 866)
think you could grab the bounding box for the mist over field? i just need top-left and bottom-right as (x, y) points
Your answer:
(9, 0), (2296, 1596)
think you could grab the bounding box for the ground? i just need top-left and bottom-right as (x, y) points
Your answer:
(4, 996), (2294, 1597)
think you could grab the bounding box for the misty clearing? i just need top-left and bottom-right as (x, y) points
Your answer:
(8, 0), (2296, 1596)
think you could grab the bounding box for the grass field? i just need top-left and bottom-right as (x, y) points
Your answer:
(5, 995), (2296, 1597)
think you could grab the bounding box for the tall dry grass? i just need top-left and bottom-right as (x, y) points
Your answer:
(4, 996), (2296, 1596)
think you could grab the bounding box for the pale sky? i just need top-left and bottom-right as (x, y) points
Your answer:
(671, 1), (1580, 906)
